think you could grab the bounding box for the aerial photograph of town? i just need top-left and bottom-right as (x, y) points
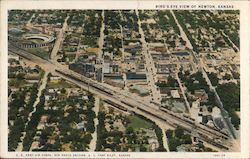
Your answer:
(8, 10), (240, 152)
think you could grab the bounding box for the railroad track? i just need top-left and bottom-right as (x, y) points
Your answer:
(55, 69), (230, 143)
(8, 45), (231, 150)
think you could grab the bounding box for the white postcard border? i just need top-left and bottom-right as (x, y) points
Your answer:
(1, 1), (249, 158)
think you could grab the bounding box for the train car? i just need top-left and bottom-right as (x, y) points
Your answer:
(104, 99), (128, 112)
(137, 107), (166, 122)
(121, 100), (135, 108)
(197, 122), (228, 139)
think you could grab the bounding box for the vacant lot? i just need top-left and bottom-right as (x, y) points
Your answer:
(128, 115), (153, 130)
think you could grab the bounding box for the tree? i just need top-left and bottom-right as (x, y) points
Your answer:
(168, 138), (179, 151)
(207, 91), (217, 106)
(232, 71), (240, 79)
(230, 111), (240, 130)
(183, 134), (192, 144)
(61, 88), (66, 94)
(83, 133), (92, 144)
(217, 82), (240, 112)
(167, 76), (178, 87)
(223, 73), (231, 80)
(208, 72), (219, 86)
(140, 145), (147, 151)
(153, 124), (166, 152)
(175, 126), (184, 138)
(113, 136), (121, 144)
(86, 120), (95, 133)
(207, 106), (213, 112)
(166, 130), (173, 138)
(126, 126), (134, 135)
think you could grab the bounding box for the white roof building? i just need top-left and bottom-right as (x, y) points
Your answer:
(212, 106), (221, 118)
(103, 63), (112, 74)
(171, 90), (180, 98)
(8, 54), (20, 61)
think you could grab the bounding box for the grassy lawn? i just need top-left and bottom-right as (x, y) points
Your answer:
(26, 48), (50, 60)
(48, 79), (74, 88)
(128, 115), (153, 130)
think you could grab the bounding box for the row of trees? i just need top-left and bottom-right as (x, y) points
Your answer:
(96, 111), (106, 151)
(85, 94), (96, 133)
(8, 87), (26, 151)
(207, 72), (219, 86)
(22, 91), (46, 151)
(216, 82), (240, 129)
(174, 11), (199, 53)
(127, 114), (167, 152)
(8, 83), (39, 151)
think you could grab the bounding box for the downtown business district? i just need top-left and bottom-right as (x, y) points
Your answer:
(8, 10), (240, 152)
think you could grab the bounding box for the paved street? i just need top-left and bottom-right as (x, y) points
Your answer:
(50, 16), (69, 62)
(98, 10), (105, 60)
(136, 10), (162, 105)
(88, 97), (100, 151)
(175, 72), (191, 113)
(16, 71), (48, 151)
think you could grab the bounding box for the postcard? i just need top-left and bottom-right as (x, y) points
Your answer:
(0, 0), (249, 158)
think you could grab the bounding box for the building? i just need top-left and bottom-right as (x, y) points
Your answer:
(8, 54), (20, 61)
(103, 62), (112, 74)
(170, 90), (181, 98)
(9, 33), (55, 48)
(69, 63), (95, 77)
(95, 67), (103, 83)
(50, 76), (61, 81)
(126, 72), (147, 81)
(194, 89), (208, 102)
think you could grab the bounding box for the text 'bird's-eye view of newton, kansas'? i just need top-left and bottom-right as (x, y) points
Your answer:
(7, 9), (240, 154)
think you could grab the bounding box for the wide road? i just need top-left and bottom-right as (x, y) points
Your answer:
(88, 97), (100, 151)
(50, 16), (69, 62)
(98, 10), (105, 60)
(175, 71), (191, 113)
(136, 10), (162, 105)
(9, 45), (232, 151)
